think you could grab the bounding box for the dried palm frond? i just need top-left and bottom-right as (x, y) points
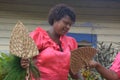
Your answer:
(9, 21), (39, 59)
(70, 47), (97, 74)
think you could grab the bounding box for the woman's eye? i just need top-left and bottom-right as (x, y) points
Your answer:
(63, 21), (66, 24)
(64, 21), (68, 25)
(63, 20), (72, 26)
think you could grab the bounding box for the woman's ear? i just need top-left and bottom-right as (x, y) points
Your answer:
(53, 20), (58, 26)
(53, 20), (57, 23)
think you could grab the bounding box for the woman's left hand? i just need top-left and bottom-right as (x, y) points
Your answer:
(20, 58), (29, 68)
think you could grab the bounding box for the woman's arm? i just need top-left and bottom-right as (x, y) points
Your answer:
(89, 60), (119, 80)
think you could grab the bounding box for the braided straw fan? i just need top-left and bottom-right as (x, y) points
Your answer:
(9, 21), (39, 79)
(9, 21), (39, 59)
(70, 47), (97, 74)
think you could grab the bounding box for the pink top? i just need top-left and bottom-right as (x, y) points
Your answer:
(29, 27), (77, 80)
(110, 52), (120, 78)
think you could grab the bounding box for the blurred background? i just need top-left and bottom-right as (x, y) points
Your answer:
(0, 0), (120, 52)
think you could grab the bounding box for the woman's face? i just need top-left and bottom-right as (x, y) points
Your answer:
(53, 15), (74, 36)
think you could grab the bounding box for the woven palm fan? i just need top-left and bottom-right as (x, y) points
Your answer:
(9, 21), (39, 80)
(70, 47), (97, 74)
(9, 21), (39, 59)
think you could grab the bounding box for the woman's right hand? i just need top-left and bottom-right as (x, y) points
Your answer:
(20, 58), (29, 68)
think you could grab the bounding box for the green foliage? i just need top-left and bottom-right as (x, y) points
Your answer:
(0, 53), (13, 80)
(0, 53), (26, 80)
(3, 55), (26, 80)
(29, 59), (40, 79)
(0, 52), (40, 80)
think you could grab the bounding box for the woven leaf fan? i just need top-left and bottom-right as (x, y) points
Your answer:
(70, 47), (97, 74)
(8, 21), (40, 80)
(9, 21), (39, 59)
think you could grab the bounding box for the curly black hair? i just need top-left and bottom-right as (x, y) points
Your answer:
(48, 4), (76, 25)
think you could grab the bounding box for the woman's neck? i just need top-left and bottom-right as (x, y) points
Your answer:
(47, 28), (63, 52)
(47, 28), (61, 45)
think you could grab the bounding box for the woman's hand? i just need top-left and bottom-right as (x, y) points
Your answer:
(20, 58), (29, 68)
(88, 60), (100, 68)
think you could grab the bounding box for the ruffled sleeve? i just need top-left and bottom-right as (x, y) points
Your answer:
(61, 36), (78, 51)
(110, 52), (120, 77)
(29, 27), (47, 50)
(69, 37), (78, 50)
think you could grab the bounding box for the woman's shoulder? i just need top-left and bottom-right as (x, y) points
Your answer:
(29, 27), (50, 49)
(33, 27), (46, 32)
(30, 27), (47, 36)
(62, 35), (78, 50)
(64, 35), (76, 42)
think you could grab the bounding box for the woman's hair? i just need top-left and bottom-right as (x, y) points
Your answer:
(48, 4), (76, 25)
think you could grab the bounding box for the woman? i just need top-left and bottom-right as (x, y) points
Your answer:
(21, 4), (81, 80)
(89, 52), (120, 80)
